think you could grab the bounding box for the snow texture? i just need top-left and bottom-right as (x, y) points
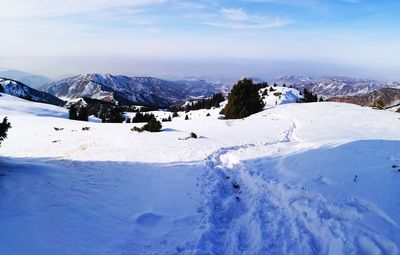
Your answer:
(1, 91), (400, 255)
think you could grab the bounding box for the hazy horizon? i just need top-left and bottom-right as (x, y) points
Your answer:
(1, 0), (399, 80)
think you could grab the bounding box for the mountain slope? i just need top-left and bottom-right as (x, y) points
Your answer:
(42, 74), (222, 107)
(0, 70), (52, 89)
(274, 75), (400, 97)
(327, 87), (400, 109)
(0, 78), (64, 106)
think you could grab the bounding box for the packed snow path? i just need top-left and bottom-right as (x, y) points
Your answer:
(196, 121), (399, 255)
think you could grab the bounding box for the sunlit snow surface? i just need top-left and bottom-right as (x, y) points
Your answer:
(1, 92), (400, 255)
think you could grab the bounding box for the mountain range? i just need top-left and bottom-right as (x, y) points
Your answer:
(1, 69), (400, 111)
(273, 75), (400, 97)
(0, 70), (52, 89)
(41, 73), (224, 107)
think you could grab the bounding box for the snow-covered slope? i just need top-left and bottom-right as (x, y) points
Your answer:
(42, 74), (222, 107)
(1, 93), (400, 254)
(259, 86), (302, 106)
(0, 78), (64, 106)
(274, 75), (400, 97)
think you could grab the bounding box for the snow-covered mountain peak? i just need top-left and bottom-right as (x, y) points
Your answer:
(42, 74), (225, 107)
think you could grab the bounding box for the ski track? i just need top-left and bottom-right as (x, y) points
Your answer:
(194, 119), (399, 255)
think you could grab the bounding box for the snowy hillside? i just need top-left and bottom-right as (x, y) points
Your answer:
(0, 78), (64, 106)
(42, 74), (223, 107)
(1, 93), (400, 254)
(259, 86), (302, 106)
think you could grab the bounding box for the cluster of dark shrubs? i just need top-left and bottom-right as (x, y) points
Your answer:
(131, 115), (162, 132)
(222, 78), (266, 119)
(0, 117), (11, 146)
(69, 105), (89, 121)
(68, 97), (162, 123)
(131, 112), (156, 123)
(302, 88), (321, 103)
(120, 105), (159, 113)
(70, 103), (125, 123)
(162, 116), (172, 122)
(181, 93), (225, 112)
(178, 132), (198, 140)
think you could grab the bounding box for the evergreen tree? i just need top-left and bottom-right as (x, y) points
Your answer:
(142, 116), (162, 132)
(182, 93), (225, 111)
(0, 117), (11, 146)
(223, 78), (265, 119)
(78, 107), (89, 121)
(132, 112), (156, 123)
(109, 107), (124, 123)
(303, 89), (318, 103)
(69, 105), (78, 120)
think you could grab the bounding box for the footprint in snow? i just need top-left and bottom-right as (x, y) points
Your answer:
(135, 212), (163, 226)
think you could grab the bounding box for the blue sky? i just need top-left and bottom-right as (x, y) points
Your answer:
(0, 0), (399, 79)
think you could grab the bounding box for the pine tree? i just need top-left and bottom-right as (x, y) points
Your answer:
(142, 116), (162, 132)
(0, 117), (11, 146)
(78, 107), (89, 121)
(223, 78), (265, 119)
(303, 89), (318, 103)
(109, 107), (124, 123)
(69, 105), (78, 120)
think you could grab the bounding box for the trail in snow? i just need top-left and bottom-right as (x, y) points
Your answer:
(195, 119), (399, 255)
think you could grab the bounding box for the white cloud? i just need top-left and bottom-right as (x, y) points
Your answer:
(204, 18), (291, 29)
(220, 8), (248, 21)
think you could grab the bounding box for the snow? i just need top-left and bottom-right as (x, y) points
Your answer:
(1, 92), (400, 254)
(259, 86), (302, 106)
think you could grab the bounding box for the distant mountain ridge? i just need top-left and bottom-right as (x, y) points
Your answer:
(0, 70), (52, 89)
(273, 75), (400, 97)
(42, 73), (224, 107)
(327, 87), (400, 110)
(0, 78), (64, 106)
